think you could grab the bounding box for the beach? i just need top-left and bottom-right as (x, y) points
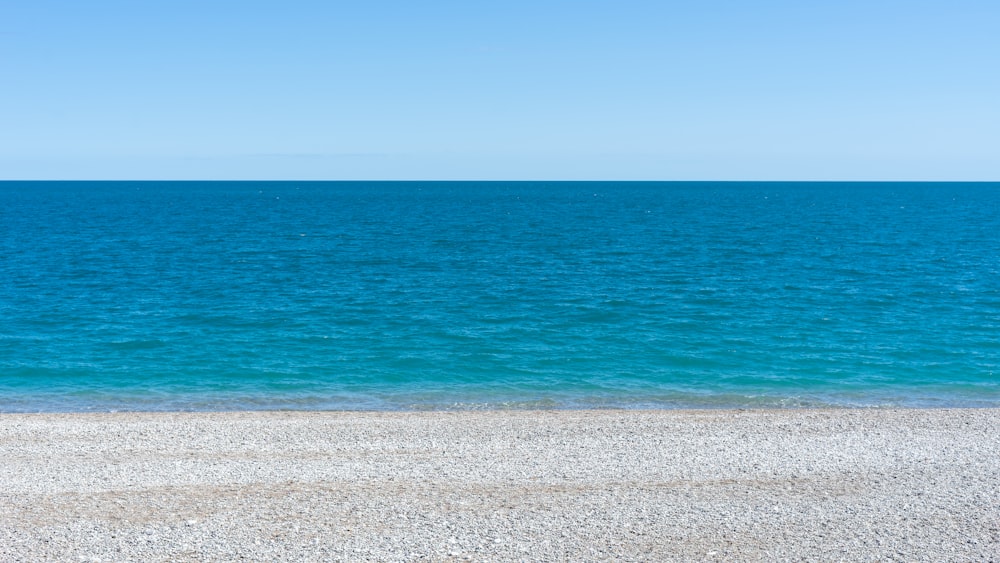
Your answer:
(1, 409), (998, 561)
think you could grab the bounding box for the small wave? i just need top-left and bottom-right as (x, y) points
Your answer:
(105, 339), (168, 350)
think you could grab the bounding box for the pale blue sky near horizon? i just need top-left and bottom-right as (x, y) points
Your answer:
(2, 0), (997, 180)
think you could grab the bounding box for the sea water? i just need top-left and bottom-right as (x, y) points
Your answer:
(1, 181), (998, 411)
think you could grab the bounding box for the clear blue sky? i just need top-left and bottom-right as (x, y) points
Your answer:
(2, 0), (997, 180)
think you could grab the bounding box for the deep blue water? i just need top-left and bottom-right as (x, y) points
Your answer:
(1, 181), (999, 411)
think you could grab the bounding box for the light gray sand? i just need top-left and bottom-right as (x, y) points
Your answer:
(1, 409), (998, 561)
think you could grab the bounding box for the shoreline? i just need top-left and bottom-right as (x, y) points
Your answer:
(2, 408), (998, 560)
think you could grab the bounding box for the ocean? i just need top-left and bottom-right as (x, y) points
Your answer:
(1, 181), (998, 411)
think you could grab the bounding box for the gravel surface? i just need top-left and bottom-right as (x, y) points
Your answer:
(1, 409), (998, 561)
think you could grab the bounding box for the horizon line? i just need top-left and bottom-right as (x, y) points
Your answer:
(3, 179), (999, 183)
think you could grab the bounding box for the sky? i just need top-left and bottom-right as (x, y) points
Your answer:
(1, 0), (998, 180)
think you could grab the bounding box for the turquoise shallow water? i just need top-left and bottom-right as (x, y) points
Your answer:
(1, 181), (999, 411)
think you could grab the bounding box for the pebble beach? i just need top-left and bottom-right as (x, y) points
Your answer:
(2, 409), (998, 561)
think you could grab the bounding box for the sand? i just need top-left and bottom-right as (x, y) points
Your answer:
(1, 408), (998, 561)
